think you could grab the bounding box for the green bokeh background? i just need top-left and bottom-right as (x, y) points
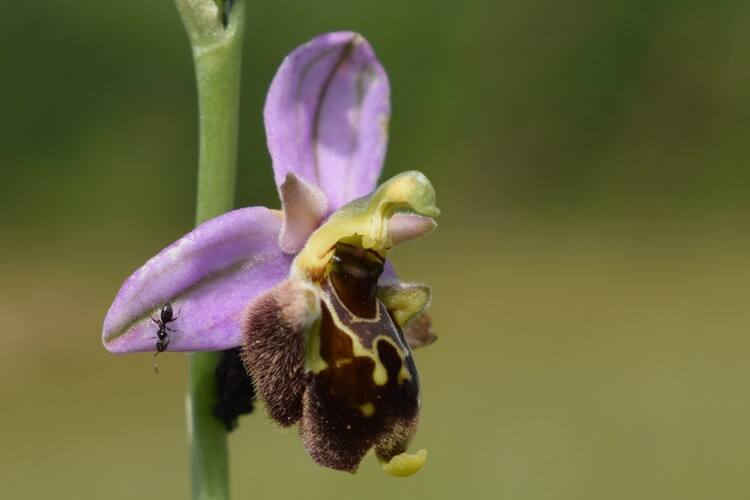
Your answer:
(2, 1), (749, 499)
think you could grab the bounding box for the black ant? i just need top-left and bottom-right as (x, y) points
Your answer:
(151, 302), (179, 372)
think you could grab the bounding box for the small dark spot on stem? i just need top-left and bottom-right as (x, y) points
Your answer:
(222, 0), (234, 29)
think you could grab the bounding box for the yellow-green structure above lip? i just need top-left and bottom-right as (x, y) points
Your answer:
(292, 170), (440, 281)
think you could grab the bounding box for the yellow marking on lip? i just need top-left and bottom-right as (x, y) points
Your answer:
(304, 319), (328, 374)
(397, 363), (411, 385)
(372, 359), (388, 386)
(357, 402), (376, 417)
(318, 291), (413, 385)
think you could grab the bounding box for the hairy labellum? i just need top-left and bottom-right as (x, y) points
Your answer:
(240, 169), (439, 476)
(241, 242), (426, 474)
(302, 243), (421, 472)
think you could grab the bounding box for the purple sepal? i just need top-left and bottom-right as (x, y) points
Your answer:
(102, 207), (292, 354)
(264, 31), (391, 213)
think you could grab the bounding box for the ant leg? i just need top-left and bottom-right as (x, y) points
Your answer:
(171, 305), (183, 322)
(150, 303), (161, 322)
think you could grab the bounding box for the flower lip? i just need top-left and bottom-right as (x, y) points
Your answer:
(243, 235), (429, 475)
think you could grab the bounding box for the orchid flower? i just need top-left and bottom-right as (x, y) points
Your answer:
(102, 32), (439, 477)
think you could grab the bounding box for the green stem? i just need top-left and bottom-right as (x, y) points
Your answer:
(189, 351), (228, 500)
(173, 1), (246, 499)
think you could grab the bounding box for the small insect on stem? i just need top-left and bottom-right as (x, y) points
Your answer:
(222, 0), (234, 28)
(151, 302), (179, 373)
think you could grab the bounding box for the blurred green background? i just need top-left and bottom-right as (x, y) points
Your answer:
(1, 0), (749, 498)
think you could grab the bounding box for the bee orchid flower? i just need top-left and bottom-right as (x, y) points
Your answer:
(102, 32), (439, 477)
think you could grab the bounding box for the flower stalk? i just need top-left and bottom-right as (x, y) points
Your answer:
(175, 0), (246, 224)
(174, 1), (246, 499)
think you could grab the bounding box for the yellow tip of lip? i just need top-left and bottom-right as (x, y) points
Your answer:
(379, 449), (427, 477)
